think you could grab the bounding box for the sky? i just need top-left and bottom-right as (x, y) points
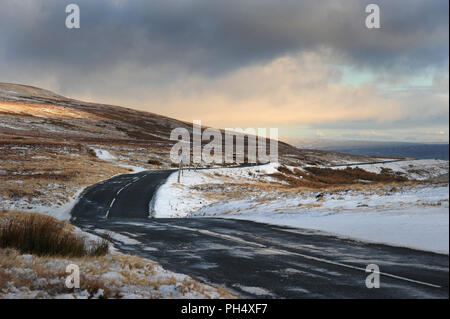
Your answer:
(0, 0), (448, 143)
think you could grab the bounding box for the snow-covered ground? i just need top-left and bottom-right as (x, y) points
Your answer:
(154, 162), (449, 254)
(0, 248), (235, 299)
(91, 147), (149, 173)
(0, 188), (84, 221)
(153, 163), (279, 217)
(332, 159), (449, 180)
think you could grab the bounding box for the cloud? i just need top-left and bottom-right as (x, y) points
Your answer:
(0, 0), (448, 142)
(0, 0), (447, 77)
(42, 50), (445, 145)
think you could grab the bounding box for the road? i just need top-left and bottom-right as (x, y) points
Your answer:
(71, 169), (449, 299)
(71, 170), (173, 219)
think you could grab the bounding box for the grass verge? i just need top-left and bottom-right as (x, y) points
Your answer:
(0, 212), (108, 258)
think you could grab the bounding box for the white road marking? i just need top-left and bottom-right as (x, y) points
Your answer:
(155, 222), (442, 289)
(155, 223), (265, 248)
(105, 198), (116, 218)
(105, 175), (145, 218)
(273, 248), (442, 289)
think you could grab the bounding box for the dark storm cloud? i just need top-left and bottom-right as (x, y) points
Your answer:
(0, 0), (448, 78)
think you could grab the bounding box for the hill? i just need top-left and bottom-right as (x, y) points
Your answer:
(0, 82), (374, 216)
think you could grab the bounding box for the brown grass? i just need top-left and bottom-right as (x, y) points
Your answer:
(304, 166), (407, 183)
(147, 158), (162, 165)
(0, 101), (97, 119)
(0, 212), (109, 257)
(271, 165), (408, 189)
(0, 142), (129, 206)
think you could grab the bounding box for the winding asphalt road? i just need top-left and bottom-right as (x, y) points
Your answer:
(71, 170), (173, 219)
(71, 169), (449, 299)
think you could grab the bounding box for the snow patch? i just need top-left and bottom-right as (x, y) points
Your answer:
(153, 163), (279, 218)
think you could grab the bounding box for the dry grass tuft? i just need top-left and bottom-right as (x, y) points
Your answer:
(147, 158), (163, 165)
(0, 212), (108, 258)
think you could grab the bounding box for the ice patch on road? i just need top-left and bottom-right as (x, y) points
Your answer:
(93, 229), (141, 245)
(234, 285), (274, 297)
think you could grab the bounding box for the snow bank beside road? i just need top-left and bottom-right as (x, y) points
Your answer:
(196, 204), (449, 254)
(192, 184), (449, 254)
(153, 163), (279, 218)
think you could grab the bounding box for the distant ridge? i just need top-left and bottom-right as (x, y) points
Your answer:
(283, 138), (449, 160)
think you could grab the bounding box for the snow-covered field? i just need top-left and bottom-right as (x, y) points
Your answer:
(0, 188), (84, 221)
(332, 159), (449, 180)
(0, 248), (235, 299)
(154, 162), (449, 254)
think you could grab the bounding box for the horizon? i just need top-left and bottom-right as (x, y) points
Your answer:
(0, 0), (448, 143)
